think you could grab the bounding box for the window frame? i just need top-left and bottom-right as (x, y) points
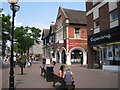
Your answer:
(94, 18), (100, 29)
(110, 9), (118, 22)
(74, 28), (80, 38)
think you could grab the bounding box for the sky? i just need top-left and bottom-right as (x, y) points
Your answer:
(1, 2), (86, 30)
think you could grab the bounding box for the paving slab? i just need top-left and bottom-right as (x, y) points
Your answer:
(2, 61), (119, 89)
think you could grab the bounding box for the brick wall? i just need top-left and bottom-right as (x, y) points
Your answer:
(86, 2), (93, 12)
(68, 25), (87, 38)
(86, 13), (94, 36)
(68, 44), (87, 53)
(67, 25), (87, 53)
(99, 3), (110, 31)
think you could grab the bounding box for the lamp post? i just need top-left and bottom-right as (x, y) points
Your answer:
(8, 0), (20, 89)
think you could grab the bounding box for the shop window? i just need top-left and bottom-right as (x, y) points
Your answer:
(105, 45), (120, 65)
(94, 18), (99, 29)
(110, 10), (118, 22)
(75, 28), (80, 38)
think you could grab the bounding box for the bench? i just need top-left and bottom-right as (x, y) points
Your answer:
(52, 73), (75, 89)
(52, 73), (66, 88)
(40, 66), (46, 78)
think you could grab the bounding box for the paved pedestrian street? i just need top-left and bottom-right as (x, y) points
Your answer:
(2, 61), (118, 89)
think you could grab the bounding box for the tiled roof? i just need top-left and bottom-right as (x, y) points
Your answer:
(42, 29), (50, 39)
(62, 8), (87, 25)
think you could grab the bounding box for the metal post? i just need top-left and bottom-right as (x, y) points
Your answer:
(9, 3), (15, 90)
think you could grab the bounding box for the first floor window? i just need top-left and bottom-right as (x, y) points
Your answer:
(110, 10), (118, 22)
(75, 28), (80, 38)
(94, 18), (99, 29)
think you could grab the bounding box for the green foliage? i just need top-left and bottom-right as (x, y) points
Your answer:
(35, 54), (40, 58)
(27, 27), (41, 43)
(1, 14), (42, 55)
(17, 55), (26, 67)
(14, 26), (41, 54)
(2, 14), (11, 56)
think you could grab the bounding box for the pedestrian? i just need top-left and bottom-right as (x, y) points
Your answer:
(13, 56), (16, 67)
(63, 66), (75, 89)
(42, 56), (46, 68)
(29, 58), (32, 66)
(58, 65), (65, 78)
(52, 56), (56, 66)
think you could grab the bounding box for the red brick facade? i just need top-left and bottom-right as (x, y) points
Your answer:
(86, 1), (120, 68)
(99, 3), (110, 31)
(55, 7), (87, 54)
(54, 6), (87, 65)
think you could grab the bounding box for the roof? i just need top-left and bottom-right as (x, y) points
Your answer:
(41, 29), (50, 40)
(62, 8), (87, 25)
(50, 25), (55, 33)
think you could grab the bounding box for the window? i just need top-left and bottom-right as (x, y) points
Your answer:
(58, 17), (62, 29)
(94, 19), (99, 29)
(75, 28), (80, 38)
(57, 29), (63, 42)
(110, 10), (118, 22)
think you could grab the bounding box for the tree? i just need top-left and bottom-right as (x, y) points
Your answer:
(17, 55), (27, 75)
(14, 26), (34, 54)
(27, 27), (41, 43)
(2, 14), (11, 56)
(14, 26), (41, 55)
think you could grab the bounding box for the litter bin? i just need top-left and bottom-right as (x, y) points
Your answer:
(46, 66), (54, 82)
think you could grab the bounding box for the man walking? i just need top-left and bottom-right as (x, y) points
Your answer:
(13, 56), (16, 67)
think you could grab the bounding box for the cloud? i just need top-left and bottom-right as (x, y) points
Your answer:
(26, 22), (49, 30)
(15, 21), (23, 26)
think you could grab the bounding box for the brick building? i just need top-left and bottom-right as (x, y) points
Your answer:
(54, 6), (87, 65)
(86, 0), (120, 72)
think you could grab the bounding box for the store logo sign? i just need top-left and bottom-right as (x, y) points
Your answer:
(90, 34), (111, 42)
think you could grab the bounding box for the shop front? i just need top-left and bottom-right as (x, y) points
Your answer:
(88, 25), (120, 72)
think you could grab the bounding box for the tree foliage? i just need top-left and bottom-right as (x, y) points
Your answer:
(1, 14), (42, 55)
(14, 26), (41, 54)
(2, 14), (11, 56)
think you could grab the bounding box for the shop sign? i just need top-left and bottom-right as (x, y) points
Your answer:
(90, 34), (111, 42)
(88, 25), (120, 46)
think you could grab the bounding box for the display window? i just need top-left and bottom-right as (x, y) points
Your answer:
(104, 44), (120, 65)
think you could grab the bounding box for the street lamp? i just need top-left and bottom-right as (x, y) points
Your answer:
(8, 0), (20, 89)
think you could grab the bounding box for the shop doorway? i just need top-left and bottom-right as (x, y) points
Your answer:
(62, 50), (66, 64)
(71, 50), (83, 64)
